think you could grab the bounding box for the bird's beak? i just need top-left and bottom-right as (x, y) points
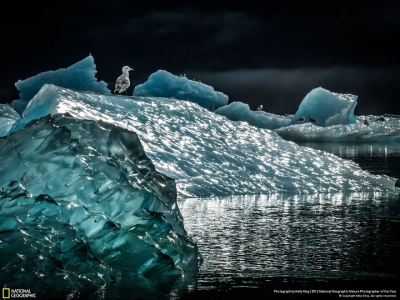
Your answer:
(130, 68), (134, 71)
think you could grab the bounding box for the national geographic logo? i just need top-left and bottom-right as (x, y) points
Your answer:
(2, 288), (36, 298)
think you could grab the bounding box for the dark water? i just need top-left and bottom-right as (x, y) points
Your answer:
(298, 143), (400, 179)
(39, 144), (400, 299)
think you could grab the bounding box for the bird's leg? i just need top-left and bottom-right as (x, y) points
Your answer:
(125, 90), (127, 96)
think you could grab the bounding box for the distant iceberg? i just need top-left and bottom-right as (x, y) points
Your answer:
(291, 87), (357, 127)
(275, 115), (400, 143)
(215, 101), (291, 130)
(211, 88), (399, 143)
(11, 56), (110, 115)
(133, 70), (228, 111)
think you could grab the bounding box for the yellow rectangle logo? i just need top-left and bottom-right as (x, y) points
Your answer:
(2, 288), (10, 299)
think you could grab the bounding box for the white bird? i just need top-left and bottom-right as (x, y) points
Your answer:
(256, 105), (263, 111)
(114, 66), (134, 95)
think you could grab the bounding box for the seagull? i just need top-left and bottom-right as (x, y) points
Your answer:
(256, 105), (263, 111)
(296, 116), (305, 122)
(308, 115), (317, 123)
(114, 66), (134, 95)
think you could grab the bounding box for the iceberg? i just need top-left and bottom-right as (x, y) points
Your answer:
(133, 70), (228, 111)
(275, 116), (400, 143)
(210, 90), (399, 143)
(215, 101), (292, 130)
(10, 56), (110, 115)
(8, 84), (395, 197)
(291, 87), (357, 127)
(0, 104), (20, 137)
(1, 57), (398, 290)
(0, 113), (201, 289)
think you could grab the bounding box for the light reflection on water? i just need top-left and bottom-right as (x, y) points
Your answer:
(178, 192), (400, 280)
(298, 143), (400, 179)
(94, 191), (399, 299)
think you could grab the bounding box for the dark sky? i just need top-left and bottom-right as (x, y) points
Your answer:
(1, 0), (399, 115)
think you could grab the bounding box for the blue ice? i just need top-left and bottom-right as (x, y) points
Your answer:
(215, 101), (292, 130)
(10, 56), (110, 115)
(0, 113), (201, 289)
(291, 87), (357, 127)
(133, 70), (228, 111)
(0, 104), (20, 136)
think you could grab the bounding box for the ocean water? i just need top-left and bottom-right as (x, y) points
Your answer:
(39, 143), (400, 299)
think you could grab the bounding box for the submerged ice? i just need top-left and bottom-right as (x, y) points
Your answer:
(0, 113), (201, 289)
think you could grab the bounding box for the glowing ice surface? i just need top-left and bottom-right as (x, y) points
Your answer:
(291, 87), (357, 127)
(215, 101), (291, 130)
(0, 104), (20, 137)
(9, 84), (395, 197)
(10, 56), (110, 115)
(133, 70), (228, 110)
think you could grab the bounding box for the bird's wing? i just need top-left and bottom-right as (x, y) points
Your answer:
(115, 75), (130, 92)
(115, 75), (127, 86)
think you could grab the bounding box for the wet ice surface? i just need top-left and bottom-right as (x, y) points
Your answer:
(8, 85), (396, 197)
(0, 104), (20, 137)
